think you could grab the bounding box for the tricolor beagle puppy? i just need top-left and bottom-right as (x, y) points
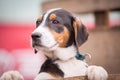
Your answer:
(0, 8), (108, 80)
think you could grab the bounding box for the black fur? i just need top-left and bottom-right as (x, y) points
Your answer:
(39, 58), (64, 77)
(65, 16), (75, 47)
(76, 24), (89, 46)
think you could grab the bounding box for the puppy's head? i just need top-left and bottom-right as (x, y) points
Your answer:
(31, 8), (88, 53)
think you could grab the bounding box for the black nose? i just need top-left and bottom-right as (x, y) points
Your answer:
(31, 33), (42, 39)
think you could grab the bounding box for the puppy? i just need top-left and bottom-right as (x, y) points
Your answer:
(0, 8), (108, 80)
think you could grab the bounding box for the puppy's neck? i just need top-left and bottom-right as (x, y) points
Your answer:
(42, 45), (77, 61)
(54, 45), (77, 61)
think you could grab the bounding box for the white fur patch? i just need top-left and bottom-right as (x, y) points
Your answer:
(54, 45), (77, 61)
(55, 58), (88, 78)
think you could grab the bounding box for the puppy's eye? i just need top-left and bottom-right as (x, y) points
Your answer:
(36, 21), (41, 27)
(52, 20), (59, 24)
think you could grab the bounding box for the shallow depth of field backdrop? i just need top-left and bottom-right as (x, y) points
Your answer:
(0, 0), (120, 80)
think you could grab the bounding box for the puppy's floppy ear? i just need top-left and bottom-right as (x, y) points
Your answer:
(73, 17), (89, 47)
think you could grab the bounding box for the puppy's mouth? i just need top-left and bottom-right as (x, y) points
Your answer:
(32, 42), (58, 51)
(32, 42), (43, 48)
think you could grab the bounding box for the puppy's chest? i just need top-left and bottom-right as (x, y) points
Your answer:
(55, 58), (88, 77)
(40, 58), (88, 78)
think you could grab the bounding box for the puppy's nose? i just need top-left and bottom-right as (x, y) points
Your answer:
(31, 33), (42, 39)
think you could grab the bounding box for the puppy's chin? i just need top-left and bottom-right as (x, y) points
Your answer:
(33, 43), (59, 53)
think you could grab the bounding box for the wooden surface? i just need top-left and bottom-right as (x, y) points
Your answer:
(42, 0), (120, 13)
(57, 74), (120, 80)
(95, 11), (109, 27)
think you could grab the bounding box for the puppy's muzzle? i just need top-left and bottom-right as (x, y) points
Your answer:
(31, 32), (42, 47)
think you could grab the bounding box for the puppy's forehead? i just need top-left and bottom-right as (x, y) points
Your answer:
(53, 9), (72, 16)
(43, 9), (72, 21)
(50, 9), (72, 19)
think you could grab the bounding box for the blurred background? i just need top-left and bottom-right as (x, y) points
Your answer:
(0, 0), (120, 80)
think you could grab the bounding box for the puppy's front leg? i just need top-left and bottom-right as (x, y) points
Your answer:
(87, 66), (108, 80)
(0, 71), (24, 80)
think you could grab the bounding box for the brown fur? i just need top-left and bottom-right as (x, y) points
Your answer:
(38, 15), (43, 22)
(50, 27), (69, 47)
(48, 72), (62, 79)
(49, 13), (56, 21)
(73, 17), (82, 34)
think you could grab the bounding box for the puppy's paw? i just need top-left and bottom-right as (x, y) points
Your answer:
(0, 71), (24, 80)
(87, 66), (108, 80)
